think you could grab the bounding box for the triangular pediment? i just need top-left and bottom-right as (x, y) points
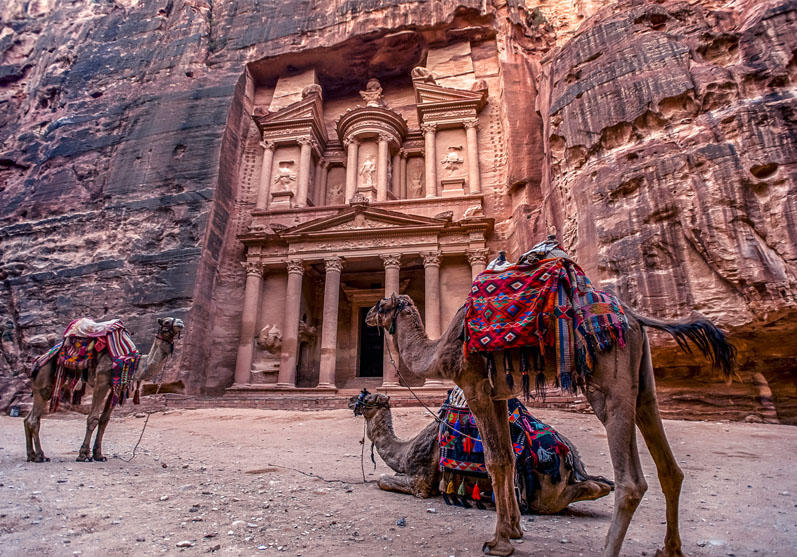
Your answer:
(414, 82), (487, 108)
(281, 206), (447, 239)
(256, 94), (323, 127)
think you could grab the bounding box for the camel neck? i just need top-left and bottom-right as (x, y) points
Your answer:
(144, 337), (170, 380)
(366, 407), (411, 473)
(392, 306), (438, 377)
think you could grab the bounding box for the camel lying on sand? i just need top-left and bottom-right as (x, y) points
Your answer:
(24, 317), (183, 463)
(348, 389), (613, 514)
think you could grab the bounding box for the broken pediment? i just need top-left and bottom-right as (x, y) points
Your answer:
(253, 88), (327, 147)
(413, 76), (487, 126)
(280, 206), (448, 239)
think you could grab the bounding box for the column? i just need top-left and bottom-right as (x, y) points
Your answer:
(464, 119), (481, 194)
(376, 134), (390, 202)
(316, 160), (329, 206)
(233, 260), (264, 385)
(276, 259), (304, 388)
(466, 248), (489, 280)
(422, 123), (437, 197)
(317, 257), (343, 389)
(421, 251), (443, 387)
(344, 137), (359, 202)
(255, 141), (275, 210)
(380, 254), (401, 388)
(391, 151), (401, 198)
(296, 138), (313, 207)
(399, 151), (408, 199)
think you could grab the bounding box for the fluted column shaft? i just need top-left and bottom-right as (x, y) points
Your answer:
(381, 254), (401, 388)
(277, 260), (304, 387)
(255, 141), (275, 210)
(345, 138), (359, 202)
(422, 123), (437, 197)
(391, 152), (400, 197)
(377, 135), (389, 202)
(399, 152), (408, 199)
(422, 251), (442, 339)
(296, 139), (313, 207)
(318, 257), (343, 389)
(234, 261), (264, 385)
(464, 119), (481, 194)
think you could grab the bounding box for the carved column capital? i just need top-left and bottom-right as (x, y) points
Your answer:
(399, 149), (409, 159)
(286, 259), (305, 275)
(421, 251), (442, 268)
(242, 259), (265, 277)
(297, 137), (314, 147)
(260, 140), (276, 152)
(378, 132), (392, 143)
(380, 253), (402, 269)
(466, 248), (489, 267)
(420, 123), (437, 134)
(463, 118), (480, 130)
(343, 136), (360, 148)
(324, 256), (344, 273)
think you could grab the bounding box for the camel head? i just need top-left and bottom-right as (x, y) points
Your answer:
(366, 293), (412, 333)
(132, 317), (184, 384)
(156, 317), (184, 347)
(348, 388), (390, 419)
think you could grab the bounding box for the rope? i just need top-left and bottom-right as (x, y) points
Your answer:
(383, 338), (482, 444)
(121, 360), (170, 463)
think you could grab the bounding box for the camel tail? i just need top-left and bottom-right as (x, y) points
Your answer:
(627, 306), (736, 376)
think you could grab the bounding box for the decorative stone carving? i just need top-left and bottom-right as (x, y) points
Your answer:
(286, 259), (304, 275)
(463, 205), (484, 218)
(466, 249), (489, 267)
(421, 122), (437, 134)
(273, 161), (296, 191)
(327, 182), (344, 204)
(441, 145), (464, 175)
(349, 192), (370, 207)
(434, 211), (454, 221)
(325, 256), (344, 273)
(421, 251), (442, 267)
(343, 137), (359, 148)
(359, 156), (376, 187)
(411, 66), (437, 84)
(463, 118), (479, 130)
(301, 83), (323, 99)
(407, 158), (425, 198)
(241, 260), (264, 276)
(260, 140), (276, 151)
(297, 320), (317, 343)
(359, 78), (386, 107)
(380, 253), (402, 269)
(256, 324), (282, 354)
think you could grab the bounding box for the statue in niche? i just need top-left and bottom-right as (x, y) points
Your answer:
(273, 160), (296, 191)
(256, 324), (282, 354)
(409, 164), (424, 198)
(327, 182), (343, 204)
(359, 78), (386, 108)
(441, 145), (464, 176)
(359, 156), (376, 187)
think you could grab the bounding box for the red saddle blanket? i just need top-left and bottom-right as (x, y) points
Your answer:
(464, 257), (627, 388)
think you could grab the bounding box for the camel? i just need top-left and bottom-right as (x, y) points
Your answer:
(24, 317), (183, 463)
(366, 289), (734, 556)
(347, 389), (613, 513)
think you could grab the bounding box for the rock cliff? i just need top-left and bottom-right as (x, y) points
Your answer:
(1, 0), (794, 421)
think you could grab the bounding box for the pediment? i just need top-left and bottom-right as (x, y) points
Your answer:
(414, 82), (487, 109)
(281, 207), (446, 239)
(253, 93), (327, 142)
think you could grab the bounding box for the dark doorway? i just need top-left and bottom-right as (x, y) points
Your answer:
(358, 306), (383, 377)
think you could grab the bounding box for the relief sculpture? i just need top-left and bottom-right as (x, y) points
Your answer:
(441, 146), (464, 176)
(360, 157), (376, 187)
(273, 160), (296, 191)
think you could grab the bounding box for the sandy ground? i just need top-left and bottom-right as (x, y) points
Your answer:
(1, 406), (795, 557)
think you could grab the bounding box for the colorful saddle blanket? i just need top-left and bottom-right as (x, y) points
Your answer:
(465, 257), (627, 389)
(36, 318), (141, 412)
(438, 387), (571, 504)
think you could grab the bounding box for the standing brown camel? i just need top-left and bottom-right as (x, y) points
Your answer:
(366, 294), (733, 556)
(347, 389), (612, 513)
(24, 317), (183, 463)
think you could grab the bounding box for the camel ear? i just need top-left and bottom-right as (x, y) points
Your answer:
(157, 318), (164, 326)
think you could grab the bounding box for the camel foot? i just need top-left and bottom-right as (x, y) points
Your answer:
(77, 454), (92, 462)
(482, 538), (514, 556)
(510, 525), (523, 539)
(655, 547), (684, 557)
(92, 455), (107, 462)
(27, 455), (49, 463)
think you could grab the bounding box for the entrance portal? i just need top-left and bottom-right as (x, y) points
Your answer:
(358, 307), (383, 377)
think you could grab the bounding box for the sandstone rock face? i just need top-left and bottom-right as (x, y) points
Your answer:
(1, 0), (795, 421)
(534, 0), (797, 419)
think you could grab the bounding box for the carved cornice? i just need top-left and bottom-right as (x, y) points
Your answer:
(421, 251), (442, 268)
(380, 254), (402, 269)
(242, 260), (265, 277)
(324, 257), (344, 273)
(286, 259), (305, 275)
(466, 248), (489, 266)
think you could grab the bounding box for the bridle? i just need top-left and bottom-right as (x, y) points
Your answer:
(156, 318), (183, 354)
(377, 299), (407, 335)
(352, 388), (389, 416)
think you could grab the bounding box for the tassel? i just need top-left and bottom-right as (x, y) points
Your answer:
(522, 371), (530, 401)
(535, 371), (547, 400)
(486, 353), (496, 390)
(560, 371), (573, 393)
(441, 478), (452, 505)
(519, 348), (530, 373)
(446, 480), (455, 495)
(473, 483), (486, 509)
(504, 350), (514, 391)
(458, 480), (471, 508)
(463, 436), (473, 454)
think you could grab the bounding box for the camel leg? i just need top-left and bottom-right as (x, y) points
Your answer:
(78, 380), (111, 462)
(92, 387), (115, 461)
(377, 474), (426, 497)
(587, 382), (648, 557)
(463, 381), (520, 556)
(636, 337), (684, 557)
(25, 362), (53, 463)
